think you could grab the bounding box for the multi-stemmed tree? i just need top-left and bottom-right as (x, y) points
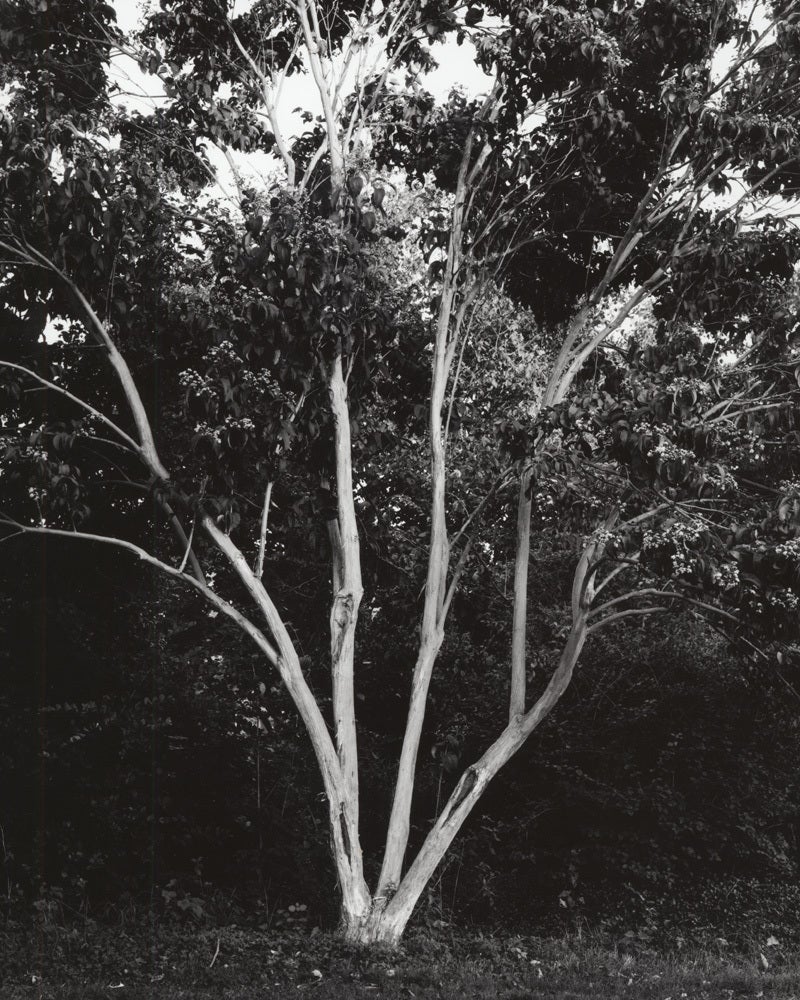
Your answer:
(2, 0), (800, 942)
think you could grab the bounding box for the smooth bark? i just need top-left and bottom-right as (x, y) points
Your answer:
(377, 131), (476, 898)
(203, 517), (370, 918)
(509, 470), (532, 719)
(369, 525), (607, 943)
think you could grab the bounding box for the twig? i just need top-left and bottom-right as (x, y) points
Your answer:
(255, 481), (273, 580)
(177, 514), (198, 575)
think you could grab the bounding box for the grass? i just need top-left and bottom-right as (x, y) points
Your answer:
(2, 919), (800, 999)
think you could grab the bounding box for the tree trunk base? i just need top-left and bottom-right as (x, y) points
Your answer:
(339, 906), (407, 947)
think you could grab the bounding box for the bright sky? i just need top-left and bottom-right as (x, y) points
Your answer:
(109, 0), (493, 200)
(34, 0), (490, 342)
(32, 0), (790, 345)
(108, 0), (775, 208)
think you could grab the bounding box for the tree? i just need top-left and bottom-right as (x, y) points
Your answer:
(1, 0), (800, 943)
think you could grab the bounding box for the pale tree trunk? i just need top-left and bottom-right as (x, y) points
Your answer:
(202, 517), (370, 921)
(506, 309), (589, 719)
(326, 352), (371, 927)
(271, 0), (372, 925)
(382, 618), (587, 942)
(360, 526), (608, 945)
(505, 289), (647, 718)
(509, 471), (532, 719)
(28, 234), (374, 924)
(339, 600), (591, 945)
(375, 134), (476, 902)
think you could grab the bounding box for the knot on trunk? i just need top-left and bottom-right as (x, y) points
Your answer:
(333, 591), (354, 629)
(339, 805), (351, 863)
(443, 766), (479, 823)
(374, 882), (396, 905)
(332, 592), (355, 663)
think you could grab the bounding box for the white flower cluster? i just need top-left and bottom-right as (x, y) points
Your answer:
(713, 425), (768, 472)
(643, 521), (704, 578)
(180, 371), (218, 411)
(223, 416), (255, 431)
(702, 466), (737, 493)
(205, 340), (241, 364)
(670, 522), (704, 543)
(588, 527), (616, 547)
(711, 562), (739, 591)
(745, 435), (767, 461)
(642, 530), (662, 550)
(767, 589), (799, 611)
(241, 369), (280, 397)
(649, 439), (696, 462)
(9, 442), (49, 464)
(671, 548), (695, 577)
(193, 422), (223, 443)
(667, 376), (712, 399)
(775, 538), (800, 561)
(714, 423), (740, 445)
(194, 416), (256, 443)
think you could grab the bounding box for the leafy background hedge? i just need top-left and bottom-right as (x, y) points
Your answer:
(3, 533), (799, 946)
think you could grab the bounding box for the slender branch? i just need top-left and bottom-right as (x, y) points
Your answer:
(706, 12), (782, 100)
(587, 605), (668, 633)
(1, 240), (169, 480)
(589, 587), (740, 627)
(202, 515), (342, 778)
(0, 517), (278, 664)
(592, 559), (636, 599)
(255, 481), (273, 580)
(377, 123), (478, 898)
(295, 0), (344, 195)
(227, 20), (297, 186)
(169, 501), (203, 583)
(383, 605), (590, 931)
(300, 136), (329, 192)
(0, 360), (139, 453)
(448, 467), (514, 551)
(203, 514), (369, 911)
(221, 145), (245, 202)
(439, 534), (474, 624)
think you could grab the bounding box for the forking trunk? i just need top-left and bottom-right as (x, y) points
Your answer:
(333, 589), (593, 947)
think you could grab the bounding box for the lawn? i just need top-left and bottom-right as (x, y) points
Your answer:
(2, 921), (799, 999)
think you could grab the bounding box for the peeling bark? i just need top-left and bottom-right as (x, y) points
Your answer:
(327, 354), (367, 897)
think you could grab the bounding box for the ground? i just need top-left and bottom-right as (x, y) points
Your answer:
(2, 921), (800, 999)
